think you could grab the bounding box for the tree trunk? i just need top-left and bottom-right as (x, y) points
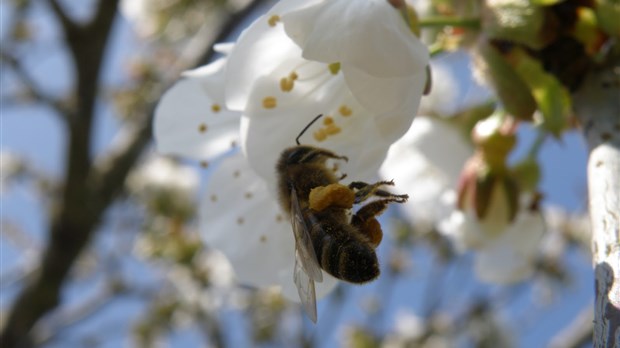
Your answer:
(573, 59), (620, 348)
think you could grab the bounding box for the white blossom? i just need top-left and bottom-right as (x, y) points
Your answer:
(155, 0), (429, 304)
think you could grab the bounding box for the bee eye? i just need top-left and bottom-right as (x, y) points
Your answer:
(287, 147), (314, 164)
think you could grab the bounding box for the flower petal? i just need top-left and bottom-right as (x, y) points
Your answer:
(380, 117), (472, 226)
(154, 69), (240, 162)
(342, 65), (426, 140)
(474, 211), (545, 284)
(224, 0), (310, 111)
(282, 0), (428, 77)
(201, 152), (338, 298)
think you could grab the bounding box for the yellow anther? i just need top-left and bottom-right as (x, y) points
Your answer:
(313, 129), (327, 142)
(280, 77), (294, 92)
(289, 71), (298, 80)
(198, 123), (208, 133)
(328, 62), (341, 75)
(323, 116), (335, 125)
(200, 161), (209, 168)
(324, 124), (342, 135)
(268, 15), (280, 27)
(262, 96), (277, 109)
(211, 103), (221, 113)
(339, 105), (352, 116)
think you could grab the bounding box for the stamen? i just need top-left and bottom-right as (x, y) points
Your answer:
(280, 77), (294, 92)
(200, 161), (209, 168)
(324, 124), (342, 135)
(268, 15), (280, 27)
(237, 217), (245, 225)
(313, 129), (327, 142)
(210, 195), (218, 202)
(339, 105), (352, 116)
(323, 116), (335, 125)
(260, 235), (267, 242)
(198, 123), (208, 133)
(328, 62), (341, 75)
(262, 96), (277, 109)
(245, 192), (253, 199)
(211, 103), (221, 113)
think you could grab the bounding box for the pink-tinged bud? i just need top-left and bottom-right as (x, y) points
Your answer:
(457, 154), (520, 235)
(387, 0), (406, 10)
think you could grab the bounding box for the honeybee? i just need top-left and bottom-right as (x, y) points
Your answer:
(276, 115), (409, 322)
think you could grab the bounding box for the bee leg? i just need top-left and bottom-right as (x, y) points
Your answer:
(349, 181), (408, 204)
(351, 199), (400, 248)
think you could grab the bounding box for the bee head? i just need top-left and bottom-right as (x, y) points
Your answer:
(281, 145), (325, 165)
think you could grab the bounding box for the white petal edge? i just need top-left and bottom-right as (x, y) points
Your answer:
(154, 76), (240, 161)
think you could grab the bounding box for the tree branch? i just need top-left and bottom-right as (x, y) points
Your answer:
(0, 49), (69, 117)
(0, 0), (271, 346)
(573, 57), (620, 348)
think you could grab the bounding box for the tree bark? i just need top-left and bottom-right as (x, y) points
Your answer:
(573, 58), (620, 348)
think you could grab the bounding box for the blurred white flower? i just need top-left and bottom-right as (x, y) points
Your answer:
(155, 0), (429, 304)
(441, 207), (544, 284)
(0, 150), (24, 193)
(120, 0), (167, 37)
(380, 116), (472, 232)
(128, 156), (199, 194)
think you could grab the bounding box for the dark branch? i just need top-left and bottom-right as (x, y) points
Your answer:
(0, 50), (69, 117)
(0, 0), (270, 346)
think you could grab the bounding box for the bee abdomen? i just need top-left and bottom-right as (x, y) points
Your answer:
(318, 235), (379, 284)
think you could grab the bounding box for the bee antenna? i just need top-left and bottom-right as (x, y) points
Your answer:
(296, 114), (324, 145)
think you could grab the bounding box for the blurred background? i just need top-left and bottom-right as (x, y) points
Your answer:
(1, 0), (599, 347)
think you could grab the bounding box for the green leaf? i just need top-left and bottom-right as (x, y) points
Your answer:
(595, 0), (620, 38)
(506, 47), (571, 137)
(477, 41), (537, 121)
(484, 0), (557, 49)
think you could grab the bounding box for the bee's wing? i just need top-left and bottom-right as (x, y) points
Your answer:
(294, 249), (317, 323)
(290, 189), (324, 283)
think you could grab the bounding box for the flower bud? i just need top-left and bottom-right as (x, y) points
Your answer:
(473, 40), (537, 121)
(457, 154), (520, 234)
(472, 113), (517, 170)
